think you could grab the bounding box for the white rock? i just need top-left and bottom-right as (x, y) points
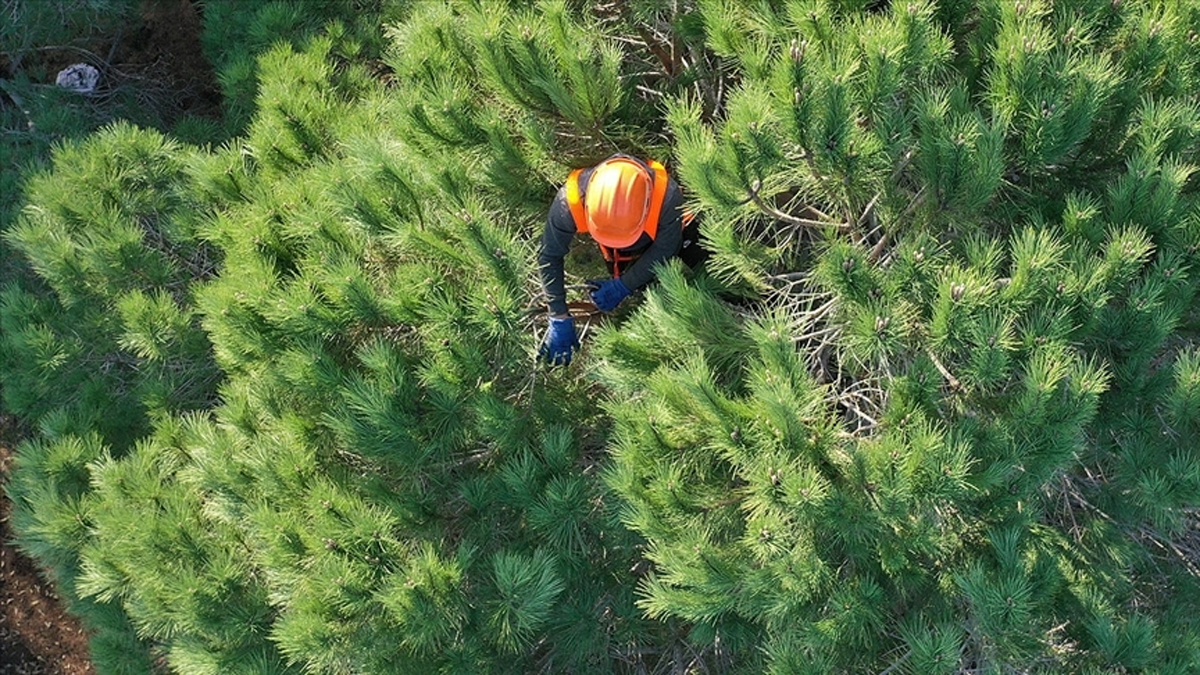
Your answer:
(55, 63), (101, 94)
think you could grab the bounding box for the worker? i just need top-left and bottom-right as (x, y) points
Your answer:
(538, 154), (702, 365)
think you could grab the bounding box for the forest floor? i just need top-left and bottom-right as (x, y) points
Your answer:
(0, 417), (94, 675)
(1, 1), (218, 672)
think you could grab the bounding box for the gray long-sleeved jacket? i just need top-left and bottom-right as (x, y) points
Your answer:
(539, 160), (685, 316)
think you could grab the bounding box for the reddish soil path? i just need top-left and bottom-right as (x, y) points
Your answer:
(0, 417), (94, 675)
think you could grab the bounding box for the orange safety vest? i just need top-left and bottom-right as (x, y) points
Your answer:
(565, 159), (670, 277)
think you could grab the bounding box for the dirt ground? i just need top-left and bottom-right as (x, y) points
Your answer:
(1, 1), (218, 672)
(0, 417), (94, 675)
(112, 0), (222, 123)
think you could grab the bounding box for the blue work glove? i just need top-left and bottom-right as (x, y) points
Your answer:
(539, 316), (579, 366)
(589, 278), (631, 312)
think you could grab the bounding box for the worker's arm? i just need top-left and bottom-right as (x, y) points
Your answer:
(616, 179), (685, 291)
(538, 188), (577, 317)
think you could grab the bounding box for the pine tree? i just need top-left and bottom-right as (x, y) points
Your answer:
(4, 1), (1200, 674)
(1, 120), (223, 673)
(599, 0), (1200, 672)
(0, 0), (160, 247)
(2, 121), (220, 444)
(173, 26), (673, 671)
(7, 4), (682, 670)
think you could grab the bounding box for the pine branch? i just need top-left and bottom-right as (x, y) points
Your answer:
(1053, 473), (1200, 577)
(926, 349), (962, 392)
(867, 231), (891, 264)
(855, 191), (881, 231)
(900, 187), (928, 221)
(615, 0), (679, 79)
(681, 43), (726, 123)
(838, 379), (886, 415)
(748, 179), (848, 231)
(1136, 523), (1200, 578)
(634, 83), (668, 99)
(877, 650), (911, 675)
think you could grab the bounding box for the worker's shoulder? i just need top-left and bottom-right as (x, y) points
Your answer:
(546, 188), (576, 231)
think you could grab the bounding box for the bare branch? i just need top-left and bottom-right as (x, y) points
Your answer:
(748, 179), (849, 231)
(868, 231), (891, 264)
(926, 348), (962, 391)
(855, 191), (881, 230)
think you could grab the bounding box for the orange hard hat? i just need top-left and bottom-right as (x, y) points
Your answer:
(585, 157), (651, 249)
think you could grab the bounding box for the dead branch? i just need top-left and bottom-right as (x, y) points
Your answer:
(748, 179), (848, 231)
(926, 349), (962, 391)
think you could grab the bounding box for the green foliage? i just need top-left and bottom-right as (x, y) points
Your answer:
(0, 0), (147, 241)
(7, 5), (685, 668)
(0, 0), (138, 63)
(1, 123), (220, 445)
(4, 1), (1200, 674)
(601, 0), (1200, 672)
(198, 0), (409, 134)
(381, 0), (660, 214)
(5, 426), (156, 674)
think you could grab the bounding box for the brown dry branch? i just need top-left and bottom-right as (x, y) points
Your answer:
(1051, 472), (1200, 578)
(926, 348), (963, 392)
(748, 178), (849, 232)
(838, 378), (887, 434)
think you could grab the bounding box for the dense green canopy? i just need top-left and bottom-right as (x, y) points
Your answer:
(3, 1), (1200, 673)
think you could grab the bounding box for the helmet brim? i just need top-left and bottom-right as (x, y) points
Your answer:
(588, 219), (645, 250)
